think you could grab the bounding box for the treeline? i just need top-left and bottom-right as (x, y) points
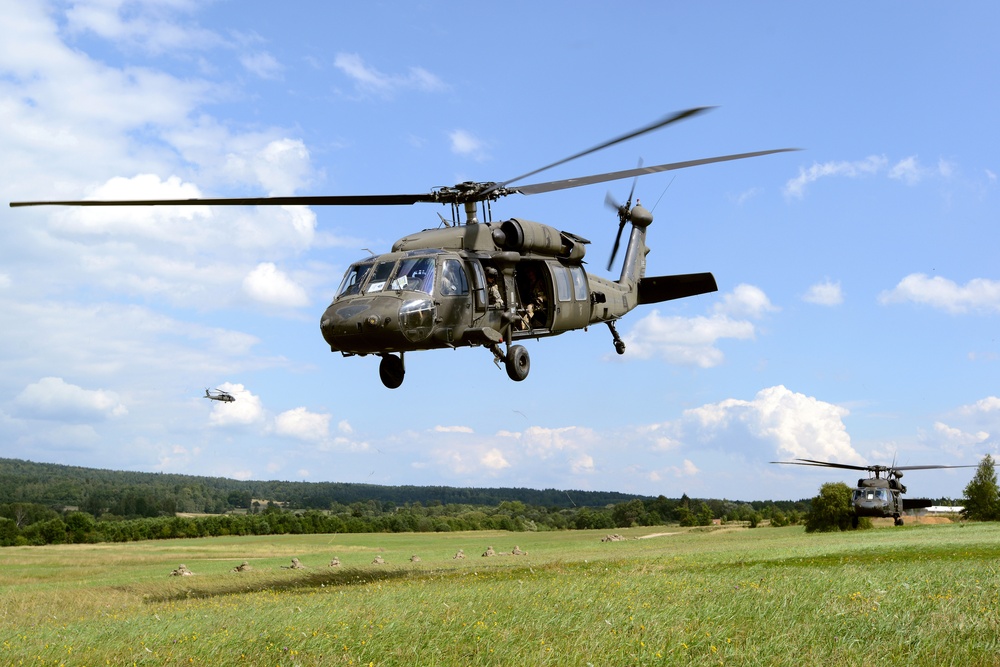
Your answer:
(0, 495), (810, 547)
(0, 458), (643, 516)
(0, 457), (820, 548)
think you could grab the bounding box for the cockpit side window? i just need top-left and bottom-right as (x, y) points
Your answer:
(440, 258), (469, 296)
(336, 261), (374, 298)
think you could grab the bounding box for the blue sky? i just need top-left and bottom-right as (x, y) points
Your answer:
(2, 1), (998, 502)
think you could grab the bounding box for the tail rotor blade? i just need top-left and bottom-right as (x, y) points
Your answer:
(607, 221), (626, 271)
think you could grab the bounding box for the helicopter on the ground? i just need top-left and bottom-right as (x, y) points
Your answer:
(11, 107), (796, 388)
(772, 458), (975, 526)
(204, 388), (235, 403)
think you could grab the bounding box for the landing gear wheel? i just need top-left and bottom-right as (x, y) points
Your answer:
(505, 345), (530, 382)
(894, 516), (904, 526)
(851, 515), (859, 530)
(614, 339), (626, 355)
(379, 354), (405, 389)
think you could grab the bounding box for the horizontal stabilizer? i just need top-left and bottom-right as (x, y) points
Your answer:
(902, 498), (934, 510)
(637, 272), (718, 305)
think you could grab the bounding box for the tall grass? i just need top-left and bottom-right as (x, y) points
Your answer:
(2, 523), (998, 665)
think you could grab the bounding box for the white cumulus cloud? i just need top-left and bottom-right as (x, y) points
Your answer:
(223, 138), (312, 195)
(208, 383), (264, 427)
(879, 274), (1000, 314)
(684, 385), (863, 463)
(14, 377), (126, 422)
(274, 407), (331, 442)
(482, 448), (510, 470)
(803, 280), (843, 306)
(623, 284), (773, 367)
(242, 262), (310, 307)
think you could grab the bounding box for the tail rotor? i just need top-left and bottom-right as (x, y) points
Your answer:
(605, 159), (642, 271)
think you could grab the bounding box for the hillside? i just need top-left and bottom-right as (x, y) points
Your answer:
(0, 457), (648, 516)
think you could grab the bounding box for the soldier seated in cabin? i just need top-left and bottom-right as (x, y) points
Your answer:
(518, 265), (547, 330)
(485, 267), (504, 309)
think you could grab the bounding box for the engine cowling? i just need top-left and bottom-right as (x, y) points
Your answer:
(492, 218), (587, 261)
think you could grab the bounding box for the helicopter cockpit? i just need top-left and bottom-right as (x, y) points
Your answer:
(336, 252), (443, 299)
(853, 487), (890, 503)
(324, 249), (474, 357)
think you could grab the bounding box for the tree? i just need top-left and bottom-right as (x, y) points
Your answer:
(962, 455), (1000, 521)
(696, 502), (714, 526)
(612, 499), (647, 528)
(804, 482), (855, 533)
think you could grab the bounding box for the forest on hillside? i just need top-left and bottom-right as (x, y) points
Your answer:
(0, 457), (645, 514)
(0, 457), (829, 547)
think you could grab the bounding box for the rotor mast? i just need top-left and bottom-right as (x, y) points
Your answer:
(464, 200), (479, 225)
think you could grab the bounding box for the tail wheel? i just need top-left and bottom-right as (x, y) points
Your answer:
(379, 354), (405, 389)
(505, 345), (530, 382)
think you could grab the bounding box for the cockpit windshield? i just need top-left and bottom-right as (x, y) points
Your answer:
(854, 488), (889, 502)
(336, 261), (374, 298)
(335, 256), (437, 299)
(391, 257), (435, 294)
(365, 260), (396, 293)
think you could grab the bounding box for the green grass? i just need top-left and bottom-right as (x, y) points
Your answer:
(2, 523), (999, 665)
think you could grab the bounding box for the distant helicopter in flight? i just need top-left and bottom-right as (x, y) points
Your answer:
(204, 388), (235, 403)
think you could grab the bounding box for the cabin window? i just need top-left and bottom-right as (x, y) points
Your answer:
(570, 266), (588, 301)
(336, 261), (374, 298)
(554, 265), (572, 302)
(440, 258), (469, 296)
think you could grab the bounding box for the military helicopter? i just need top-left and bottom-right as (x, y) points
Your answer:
(204, 388), (235, 403)
(772, 458), (975, 526)
(11, 107), (796, 388)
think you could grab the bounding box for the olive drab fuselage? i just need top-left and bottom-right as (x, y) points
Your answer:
(320, 209), (719, 387)
(851, 477), (905, 520)
(320, 217), (632, 357)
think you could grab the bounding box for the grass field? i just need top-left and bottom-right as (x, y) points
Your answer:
(2, 521), (999, 665)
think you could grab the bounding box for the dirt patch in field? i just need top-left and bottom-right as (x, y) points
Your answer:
(871, 515), (956, 527)
(637, 532), (679, 539)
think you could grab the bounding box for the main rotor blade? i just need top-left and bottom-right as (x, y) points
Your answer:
(494, 106), (713, 190)
(771, 459), (871, 472)
(891, 464), (978, 471)
(515, 148), (800, 195)
(773, 458), (976, 473)
(10, 193), (435, 208)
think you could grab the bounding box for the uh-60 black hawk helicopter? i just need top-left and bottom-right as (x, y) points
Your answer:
(11, 107), (796, 388)
(772, 458), (975, 526)
(203, 388), (235, 403)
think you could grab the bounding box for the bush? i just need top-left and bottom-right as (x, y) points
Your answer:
(805, 482), (855, 533)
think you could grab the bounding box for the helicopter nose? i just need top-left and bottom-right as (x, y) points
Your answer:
(321, 303), (356, 351)
(320, 297), (407, 354)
